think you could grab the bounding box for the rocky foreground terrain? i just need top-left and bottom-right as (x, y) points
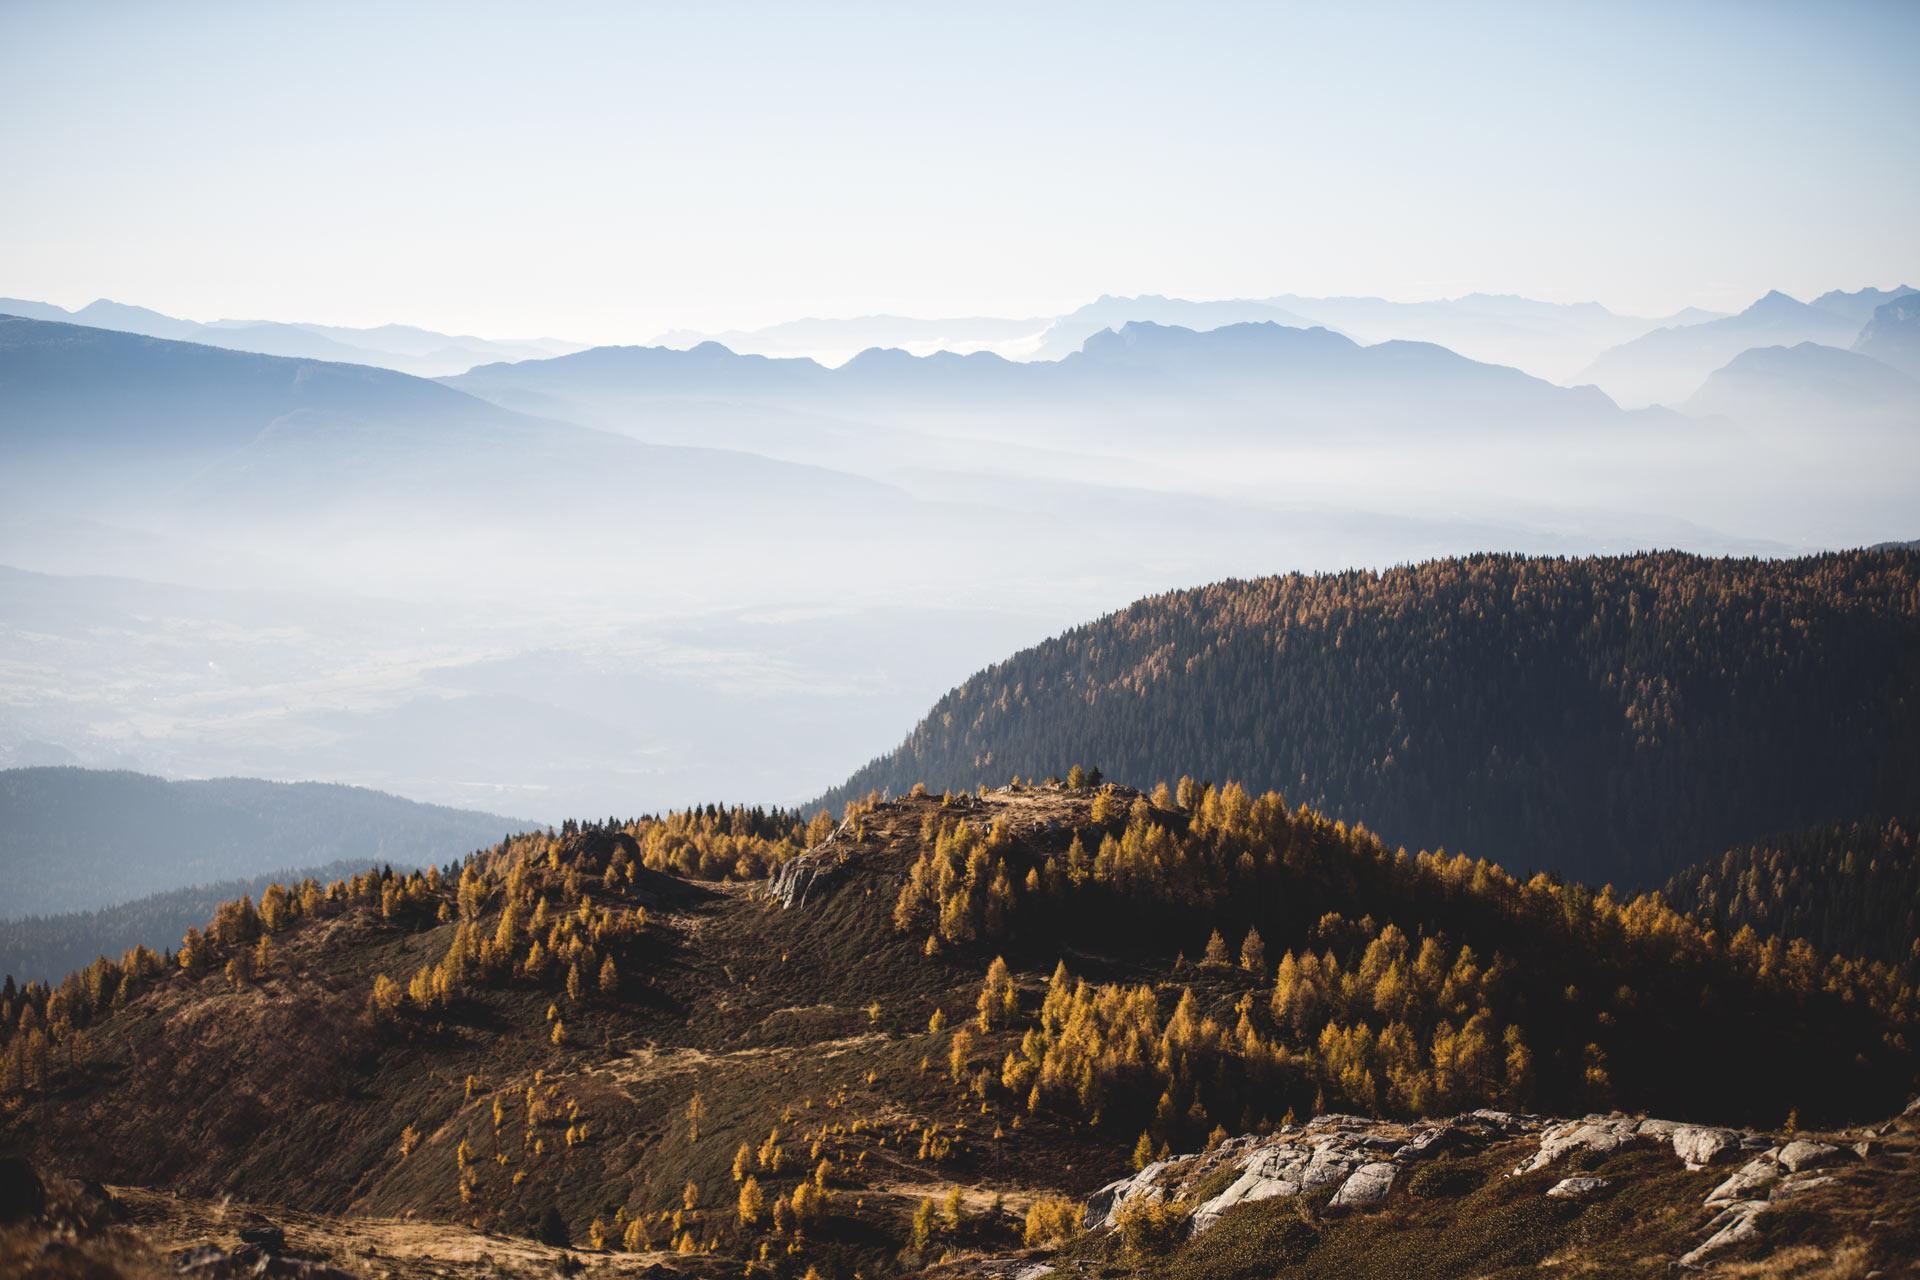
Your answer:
(6, 1099), (1917, 1279)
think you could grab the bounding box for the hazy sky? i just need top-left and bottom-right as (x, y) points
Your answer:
(3, 1), (1916, 342)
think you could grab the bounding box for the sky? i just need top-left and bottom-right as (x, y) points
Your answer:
(3, 0), (1917, 343)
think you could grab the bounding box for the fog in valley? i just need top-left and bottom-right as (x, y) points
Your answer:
(3, 283), (1915, 822)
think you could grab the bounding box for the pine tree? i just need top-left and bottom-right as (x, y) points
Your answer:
(737, 1175), (766, 1226)
(1240, 927), (1268, 976)
(976, 956), (1018, 1030)
(1203, 929), (1231, 966)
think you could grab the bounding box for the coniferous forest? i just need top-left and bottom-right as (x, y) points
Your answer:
(824, 551), (1920, 889)
(1664, 817), (1920, 973)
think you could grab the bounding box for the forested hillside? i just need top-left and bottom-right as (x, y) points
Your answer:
(821, 551), (1920, 888)
(1664, 818), (1919, 973)
(0, 768), (523, 916)
(3, 779), (1914, 1280)
(0, 859), (390, 985)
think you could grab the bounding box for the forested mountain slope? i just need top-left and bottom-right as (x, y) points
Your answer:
(2, 780), (1914, 1277)
(821, 551), (1920, 889)
(1664, 817), (1919, 973)
(0, 768), (523, 917)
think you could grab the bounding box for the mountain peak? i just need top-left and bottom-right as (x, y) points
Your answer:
(1743, 289), (1808, 317)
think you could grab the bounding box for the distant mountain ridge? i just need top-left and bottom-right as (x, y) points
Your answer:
(1812, 284), (1917, 327)
(0, 295), (583, 376)
(1578, 290), (1873, 407)
(652, 290), (1728, 381)
(1028, 294), (1328, 360)
(0, 314), (904, 538)
(1853, 292), (1920, 380)
(654, 313), (1049, 364)
(447, 318), (1624, 444)
(0, 767), (528, 917)
(1684, 341), (1920, 426)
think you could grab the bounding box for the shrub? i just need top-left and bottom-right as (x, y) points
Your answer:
(1023, 1195), (1081, 1247)
(1115, 1196), (1190, 1255)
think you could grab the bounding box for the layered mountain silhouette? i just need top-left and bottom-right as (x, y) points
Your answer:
(448, 319), (1624, 450)
(1853, 292), (1920, 380)
(657, 292), (1723, 382)
(1028, 294), (1327, 360)
(1577, 291), (1869, 407)
(1266, 292), (1721, 381)
(0, 766), (524, 918)
(0, 297), (582, 376)
(654, 313), (1047, 364)
(1811, 283), (1916, 327)
(1684, 341), (1920, 427)
(0, 316), (901, 525)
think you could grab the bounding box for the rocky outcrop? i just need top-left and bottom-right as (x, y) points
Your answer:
(1078, 1105), (1885, 1267)
(1671, 1124), (1740, 1170)
(1328, 1160), (1396, 1209)
(1706, 1156), (1781, 1205)
(1776, 1139), (1840, 1173)
(1509, 1112), (1774, 1178)
(767, 814), (867, 907)
(767, 849), (854, 908)
(1545, 1175), (1610, 1199)
(1086, 1110), (1547, 1238)
(1681, 1199), (1769, 1267)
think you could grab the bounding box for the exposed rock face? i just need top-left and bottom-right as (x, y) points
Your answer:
(1672, 1124), (1741, 1169)
(1088, 1110), (1547, 1238)
(1545, 1175), (1610, 1199)
(767, 850), (853, 907)
(1777, 1139), (1840, 1173)
(1510, 1112), (1774, 1179)
(1510, 1116), (1646, 1174)
(1079, 1105), (1889, 1269)
(1329, 1161), (1396, 1209)
(1682, 1200), (1769, 1267)
(1085, 1160), (1169, 1230)
(1707, 1157), (1781, 1205)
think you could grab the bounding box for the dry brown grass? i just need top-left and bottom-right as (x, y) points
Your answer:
(1709, 1239), (1875, 1279)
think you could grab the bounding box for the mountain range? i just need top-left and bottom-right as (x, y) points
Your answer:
(447, 318), (1626, 457)
(1684, 340), (1920, 428)
(1854, 291), (1920, 379)
(0, 315), (912, 599)
(0, 296), (583, 377)
(660, 291), (1731, 382)
(0, 767), (525, 918)
(1576, 288), (1913, 408)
